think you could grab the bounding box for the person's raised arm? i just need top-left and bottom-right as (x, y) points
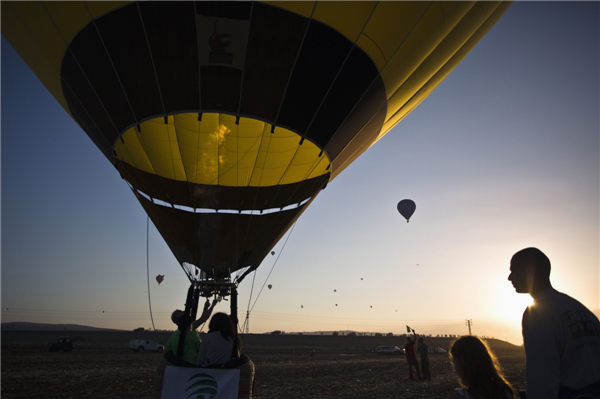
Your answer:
(192, 298), (220, 330)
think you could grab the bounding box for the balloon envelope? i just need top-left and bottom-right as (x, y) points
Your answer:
(397, 200), (416, 222)
(156, 275), (164, 285)
(268, 284), (272, 290)
(2, 1), (510, 280)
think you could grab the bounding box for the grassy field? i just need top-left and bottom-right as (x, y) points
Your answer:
(1, 330), (526, 398)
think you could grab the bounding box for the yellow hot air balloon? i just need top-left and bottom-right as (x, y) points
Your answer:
(1, 1), (510, 284)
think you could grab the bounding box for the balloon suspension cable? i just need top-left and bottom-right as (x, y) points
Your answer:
(240, 221), (298, 334)
(145, 216), (163, 345)
(241, 271), (257, 335)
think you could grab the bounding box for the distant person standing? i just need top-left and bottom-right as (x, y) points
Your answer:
(404, 328), (422, 380)
(417, 337), (431, 381)
(509, 247), (600, 399)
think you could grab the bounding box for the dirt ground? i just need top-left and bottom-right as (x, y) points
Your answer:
(1, 331), (526, 398)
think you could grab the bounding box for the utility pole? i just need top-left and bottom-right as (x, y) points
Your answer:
(465, 319), (472, 335)
(245, 310), (250, 334)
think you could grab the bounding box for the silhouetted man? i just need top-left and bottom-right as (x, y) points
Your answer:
(404, 329), (422, 380)
(509, 247), (600, 399)
(417, 337), (431, 381)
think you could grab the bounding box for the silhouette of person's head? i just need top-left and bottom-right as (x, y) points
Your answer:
(407, 336), (412, 342)
(418, 337), (424, 344)
(509, 247), (552, 297)
(450, 335), (513, 397)
(208, 312), (237, 340)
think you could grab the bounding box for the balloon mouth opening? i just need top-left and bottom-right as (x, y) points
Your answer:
(113, 112), (331, 187)
(132, 186), (312, 214)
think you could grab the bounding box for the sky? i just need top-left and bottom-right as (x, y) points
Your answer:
(1, 2), (598, 345)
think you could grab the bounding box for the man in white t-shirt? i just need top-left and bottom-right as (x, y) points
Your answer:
(509, 247), (600, 399)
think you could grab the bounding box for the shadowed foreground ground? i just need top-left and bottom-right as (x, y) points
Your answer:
(1, 331), (526, 398)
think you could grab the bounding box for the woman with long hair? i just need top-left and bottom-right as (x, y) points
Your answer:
(450, 335), (514, 399)
(196, 312), (240, 367)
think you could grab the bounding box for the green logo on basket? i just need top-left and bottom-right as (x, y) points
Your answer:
(186, 373), (219, 399)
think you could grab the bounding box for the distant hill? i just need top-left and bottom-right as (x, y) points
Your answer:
(1, 322), (123, 332)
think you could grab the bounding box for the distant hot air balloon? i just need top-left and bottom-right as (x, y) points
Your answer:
(2, 1), (510, 295)
(397, 199), (416, 222)
(301, 305), (303, 309)
(156, 275), (164, 285)
(370, 306), (372, 308)
(361, 278), (363, 281)
(335, 304), (338, 306)
(271, 251), (275, 256)
(268, 284), (272, 290)
(334, 289), (336, 292)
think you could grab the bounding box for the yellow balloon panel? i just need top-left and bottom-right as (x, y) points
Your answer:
(263, 1), (316, 18)
(85, 1), (133, 19)
(43, 2), (92, 45)
(114, 113), (330, 187)
(8, 2), (67, 72)
(312, 1), (377, 43)
(362, 1), (435, 64)
(0, 4), (71, 116)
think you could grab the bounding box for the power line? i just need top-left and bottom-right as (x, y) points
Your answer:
(1, 308), (169, 314)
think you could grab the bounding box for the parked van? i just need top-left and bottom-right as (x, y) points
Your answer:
(129, 339), (164, 353)
(376, 346), (404, 355)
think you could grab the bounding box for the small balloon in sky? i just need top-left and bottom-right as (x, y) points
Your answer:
(370, 306), (372, 308)
(334, 289), (336, 292)
(361, 278), (363, 281)
(156, 275), (164, 285)
(271, 251), (275, 255)
(268, 284), (272, 290)
(397, 199), (416, 222)
(335, 304), (338, 306)
(301, 305), (303, 309)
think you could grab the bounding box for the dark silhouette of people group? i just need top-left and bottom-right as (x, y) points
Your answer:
(153, 247), (600, 399)
(154, 298), (254, 399)
(446, 247), (600, 399)
(404, 329), (431, 381)
(401, 247), (600, 399)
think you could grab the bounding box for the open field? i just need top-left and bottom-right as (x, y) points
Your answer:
(1, 330), (526, 398)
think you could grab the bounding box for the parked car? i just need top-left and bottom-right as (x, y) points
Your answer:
(129, 339), (164, 353)
(428, 347), (447, 354)
(376, 346), (404, 355)
(48, 337), (74, 352)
